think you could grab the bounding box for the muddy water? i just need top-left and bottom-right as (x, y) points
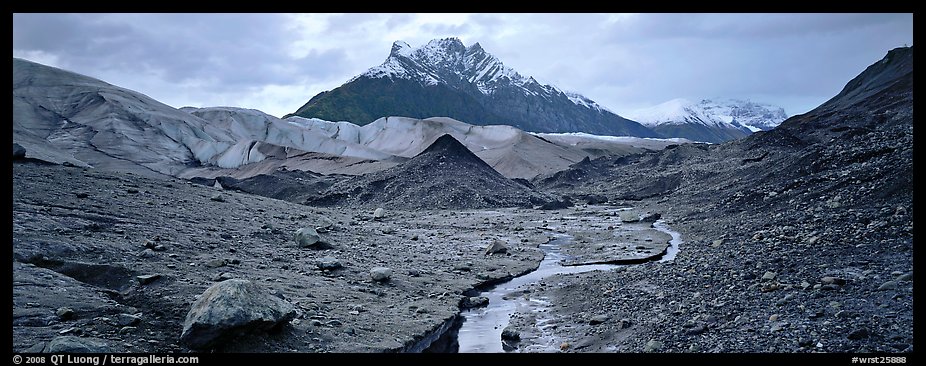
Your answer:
(455, 219), (683, 353)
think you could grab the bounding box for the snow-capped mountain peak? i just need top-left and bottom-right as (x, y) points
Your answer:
(358, 37), (602, 107)
(293, 38), (658, 137)
(628, 98), (787, 132)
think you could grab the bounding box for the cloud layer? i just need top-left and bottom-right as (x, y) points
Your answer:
(13, 13), (913, 118)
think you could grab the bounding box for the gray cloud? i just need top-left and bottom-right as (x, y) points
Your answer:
(13, 13), (913, 118)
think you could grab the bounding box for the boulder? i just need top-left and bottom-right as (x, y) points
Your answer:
(370, 267), (392, 282)
(45, 336), (111, 353)
(180, 279), (296, 349)
(640, 212), (662, 222)
(619, 211), (640, 223)
(293, 227), (332, 250)
(485, 239), (508, 255)
(461, 296), (489, 309)
(316, 257), (342, 270)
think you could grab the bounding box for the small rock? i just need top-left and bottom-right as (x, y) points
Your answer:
(821, 276), (846, 286)
(770, 322), (789, 332)
(13, 143), (26, 159)
(410, 235), (419, 241)
(640, 212), (662, 222)
(539, 197), (573, 210)
(136, 274), (161, 285)
(461, 296), (489, 309)
(381, 227), (395, 235)
(56, 307), (75, 320)
(711, 239), (725, 248)
(643, 339), (663, 352)
(373, 208), (386, 220)
(180, 279), (296, 349)
(370, 267), (392, 282)
(847, 328), (870, 340)
(137, 249), (156, 258)
(45, 336), (110, 353)
(589, 314), (610, 325)
(116, 314), (142, 326)
(212, 273), (234, 282)
(618, 318), (632, 329)
(316, 257), (342, 271)
(23, 342), (46, 353)
(769, 314), (779, 321)
(877, 281), (898, 291)
(293, 227), (333, 250)
(75, 192), (89, 199)
(619, 211), (640, 223)
(501, 326), (520, 341)
(210, 193), (224, 202)
(762, 271), (777, 281)
(560, 342), (570, 351)
(686, 324), (708, 335)
(118, 327), (137, 335)
(485, 239), (508, 255)
(896, 272), (913, 281)
(204, 259), (227, 268)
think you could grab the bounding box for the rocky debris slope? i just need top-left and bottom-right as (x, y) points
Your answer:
(307, 134), (552, 209)
(513, 47), (913, 353)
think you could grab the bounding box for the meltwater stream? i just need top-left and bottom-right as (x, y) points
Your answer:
(455, 219), (682, 353)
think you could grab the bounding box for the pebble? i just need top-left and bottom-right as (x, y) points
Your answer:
(847, 328), (870, 340)
(116, 313), (142, 326)
(56, 307), (75, 320)
(205, 259), (227, 268)
(761, 271), (777, 281)
(643, 339), (663, 352)
(501, 327), (520, 341)
(589, 314), (610, 325)
(686, 324), (708, 335)
(877, 281), (898, 291)
(210, 193), (224, 202)
(370, 267), (392, 282)
(317, 257), (342, 271)
(136, 274), (161, 285)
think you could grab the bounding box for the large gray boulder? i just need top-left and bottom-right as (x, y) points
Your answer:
(180, 279), (296, 350)
(293, 227), (332, 249)
(484, 239), (508, 255)
(45, 336), (111, 353)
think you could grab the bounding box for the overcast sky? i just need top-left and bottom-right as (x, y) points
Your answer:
(13, 13), (913, 119)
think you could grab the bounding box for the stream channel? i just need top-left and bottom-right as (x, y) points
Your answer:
(429, 219), (682, 353)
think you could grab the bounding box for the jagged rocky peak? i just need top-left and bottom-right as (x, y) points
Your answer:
(292, 38), (658, 137)
(390, 41), (412, 56)
(364, 37), (525, 92)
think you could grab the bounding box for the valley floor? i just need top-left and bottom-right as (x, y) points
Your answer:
(14, 160), (912, 354)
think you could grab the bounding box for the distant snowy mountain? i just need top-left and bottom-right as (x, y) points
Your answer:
(289, 37), (658, 137)
(627, 98), (788, 143)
